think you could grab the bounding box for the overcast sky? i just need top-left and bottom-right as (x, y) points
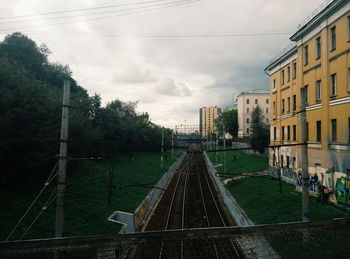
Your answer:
(0, 0), (325, 128)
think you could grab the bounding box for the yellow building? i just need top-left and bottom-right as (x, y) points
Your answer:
(265, 0), (350, 203)
(199, 106), (221, 137)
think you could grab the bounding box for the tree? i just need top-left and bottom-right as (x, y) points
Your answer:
(249, 105), (270, 153)
(215, 109), (238, 138)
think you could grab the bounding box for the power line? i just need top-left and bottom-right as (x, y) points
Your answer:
(19, 188), (58, 240)
(0, 0), (198, 32)
(0, 0), (191, 25)
(0, 0), (183, 20)
(5, 160), (67, 241)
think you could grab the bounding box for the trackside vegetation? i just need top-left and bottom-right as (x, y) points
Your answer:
(1, 151), (182, 240)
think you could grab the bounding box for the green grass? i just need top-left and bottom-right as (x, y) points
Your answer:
(227, 177), (350, 258)
(226, 177), (350, 224)
(207, 149), (269, 175)
(0, 150), (182, 241)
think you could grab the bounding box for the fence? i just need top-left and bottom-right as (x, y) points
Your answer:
(1, 218), (350, 258)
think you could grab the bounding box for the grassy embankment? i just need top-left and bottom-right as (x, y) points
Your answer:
(207, 148), (269, 175)
(208, 149), (350, 258)
(0, 150), (182, 241)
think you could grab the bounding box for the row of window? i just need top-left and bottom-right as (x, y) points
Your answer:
(272, 118), (350, 143)
(246, 99), (269, 105)
(277, 62), (297, 87)
(272, 95), (297, 114)
(246, 118), (269, 124)
(247, 107), (269, 114)
(272, 154), (296, 169)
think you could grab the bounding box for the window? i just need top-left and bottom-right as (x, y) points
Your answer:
(281, 70), (285, 84)
(293, 95), (296, 111)
(348, 16), (350, 41)
(273, 79), (276, 89)
(246, 118), (250, 124)
(287, 66), (290, 82)
(247, 108), (250, 113)
(348, 68), (350, 92)
(293, 62), (297, 79)
(282, 126), (285, 140)
(293, 125), (296, 141)
(316, 80), (322, 100)
(287, 97), (290, 112)
(286, 156), (290, 168)
(246, 99), (250, 104)
(316, 37), (321, 59)
(246, 128), (249, 134)
(330, 74), (337, 96)
(316, 121), (321, 142)
(266, 99), (269, 104)
(274, 126), (276, 140)
(330, 26), (336, 51)
(287, 126), (290, 140)
(348, 118), (350, 142)
(266, 108), (269, 113)
(273, 102), (276, 114)
(273, 154), (276, 166)
(255, 99), (258, 104)
(306, 122), (309, 141)
(305, 85), (309, 103)
(282, 99), (285, 113)
(266, 118), (269, 123)
(331, 119), (337, 142)
(304, 45), (308, 66)
(281, 155), (284, 167)
(292, 157), (296, 169)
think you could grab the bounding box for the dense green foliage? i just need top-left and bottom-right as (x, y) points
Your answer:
(249, 105), (269, 153)
(0, 32), (171, 185)
(0, 151), (181, 240)
(215, 109), (238, 138)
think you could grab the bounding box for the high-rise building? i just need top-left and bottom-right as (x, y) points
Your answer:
(265, 0), (350, 203)
(236, 90), (270, 138)
(199, 106), (221, 137)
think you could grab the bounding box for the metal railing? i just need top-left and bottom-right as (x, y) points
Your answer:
(1, 218), (350, 258)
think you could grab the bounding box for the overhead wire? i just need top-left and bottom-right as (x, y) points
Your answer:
(19, 188), (58, 240)
(0, 0), (182, 20)
(5, 160), (68, 241)
(0, 0), (198, 32)
(0, 0), (192, 25)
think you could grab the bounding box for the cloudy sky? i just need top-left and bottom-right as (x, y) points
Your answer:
(0, 0), (325, 128)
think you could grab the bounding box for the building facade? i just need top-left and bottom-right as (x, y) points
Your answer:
(265, 0), (350, 203)
(199, 106), (221, 137)
(236, 90), (270, 138)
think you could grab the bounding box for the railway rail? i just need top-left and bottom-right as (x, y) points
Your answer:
(139, 152), (244, 258)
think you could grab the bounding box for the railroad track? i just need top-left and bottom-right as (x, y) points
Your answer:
(134, 152), (244, 258)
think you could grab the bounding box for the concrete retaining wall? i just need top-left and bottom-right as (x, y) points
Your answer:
(203, 152), (253, 227)
(109, 153), (186, 233)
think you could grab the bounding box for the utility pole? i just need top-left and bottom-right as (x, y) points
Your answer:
(55, 80), (70, 238)
(171, 130), (174, 160)
(160, 127), (164, 173)
(223, 124), (227, 175)
(300, 87), (310, 222)
(216, 130), (219, 162)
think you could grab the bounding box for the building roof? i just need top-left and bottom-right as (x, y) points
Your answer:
(290, 0), (345, 41)
(237, 89), (270, 98)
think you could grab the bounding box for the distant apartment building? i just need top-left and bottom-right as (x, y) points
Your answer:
(265, 0), (350, 204)
(199, 106), (221, 136)
(236, 90), (270, 138)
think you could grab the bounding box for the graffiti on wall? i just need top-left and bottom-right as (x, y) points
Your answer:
(335, 177), (350, 205)
(296, 172), (319, 192)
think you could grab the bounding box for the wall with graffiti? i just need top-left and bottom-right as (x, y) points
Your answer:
(335, 176), (350, 206)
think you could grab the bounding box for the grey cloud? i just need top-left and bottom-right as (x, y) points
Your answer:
(155, 78), (192, 97)
(112, 64), (158, 84)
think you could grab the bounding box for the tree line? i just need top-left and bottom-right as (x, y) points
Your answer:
(0, 32), (172, 185)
